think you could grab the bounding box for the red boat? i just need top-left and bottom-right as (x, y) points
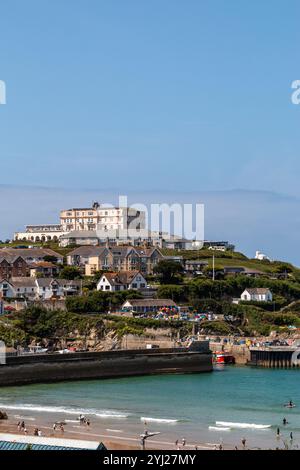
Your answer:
(214, 351), (235, 364)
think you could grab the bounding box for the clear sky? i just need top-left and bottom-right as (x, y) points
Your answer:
(1, 1), (300, 261)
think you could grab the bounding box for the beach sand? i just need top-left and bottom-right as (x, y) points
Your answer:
(0, 414), (221, 450)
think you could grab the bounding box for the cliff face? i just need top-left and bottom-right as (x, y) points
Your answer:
(44, 327), (180, 352)
(2, 308), (192, 352)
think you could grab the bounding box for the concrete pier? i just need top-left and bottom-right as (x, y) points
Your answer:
(0, 341), (212, 386)
(249, 346), (300, 368)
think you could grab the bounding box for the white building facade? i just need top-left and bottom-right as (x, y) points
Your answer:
(241, 288), (273, 302)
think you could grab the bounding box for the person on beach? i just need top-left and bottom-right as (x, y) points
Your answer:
(86, 419), (90, 427)
(283, 417), (288, 425)
(34, 428), (38, 436)
(290, 432), (293, 441)
(17, 421), (21, 432)
(21, 421), (25, 430)
(241, 438), (246, 449)
(53, 423), (57, 432)
(24, 427), (28, 435)
(276, 428), (280, 438)
(182, 438), (186, 447)
(140, 435), (146, 450)
(60, 424), (64, 433)
(38, 429), (42, 437)
(175, 439), (179, 450)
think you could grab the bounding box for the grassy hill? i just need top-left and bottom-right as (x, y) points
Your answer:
(162, 248), (300, 277)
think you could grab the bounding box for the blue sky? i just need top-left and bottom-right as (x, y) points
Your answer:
(0, 1), (300, 261)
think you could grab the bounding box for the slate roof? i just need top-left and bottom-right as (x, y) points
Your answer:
(102, 270), (143, 286)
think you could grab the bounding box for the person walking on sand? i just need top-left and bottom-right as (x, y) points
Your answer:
(182, 438), (186, 447)
(53, 423), (56, 432)
(17, 421), (21, 432)
(241, 438), (246, 449)
(276, 428), (280, 439)
(140, 435), (146, 451)
(290, 432), (293, 441)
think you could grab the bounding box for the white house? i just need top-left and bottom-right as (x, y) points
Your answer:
(241, 288), (273, 302)
(0, 278), (81, 300)
(0, 278), (36, 299)
(255, 251), (271, 261)
(97, 271), (147, 292)
(36, 279), (81, 300)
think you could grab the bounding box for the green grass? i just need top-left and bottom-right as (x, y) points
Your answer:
(161, 248), (300, 276)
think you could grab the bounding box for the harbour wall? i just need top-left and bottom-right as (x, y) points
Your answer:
(0, 342), (212, 386)
(249, 347), (298, 368)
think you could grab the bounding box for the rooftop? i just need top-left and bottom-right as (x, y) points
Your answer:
(0, 433), (106, 450)
(123, 298), (177, 307)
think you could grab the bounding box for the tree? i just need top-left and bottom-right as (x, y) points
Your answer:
(157, 284), (186, 302)
(59, 266), (82, 280)
(153, 260), (184, 284)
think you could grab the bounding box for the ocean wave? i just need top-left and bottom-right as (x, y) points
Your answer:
(141, 416), (178, 424)
(209, 426), (231, 431)
(0, 403), (129, 419)
(216, 421), (271, 430)
(96, 413), (128, 419)
(14, 415), (36, 421)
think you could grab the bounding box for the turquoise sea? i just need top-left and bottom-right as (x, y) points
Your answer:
(0, 366), (300, 449)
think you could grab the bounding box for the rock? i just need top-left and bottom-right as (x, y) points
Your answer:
(0, 411), (8, 420)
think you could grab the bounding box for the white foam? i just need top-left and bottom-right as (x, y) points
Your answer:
(209, 426), (231, 431)
(0, 403), (129, 420)
(141, 416), (178, 424)
(96, 413), (128, 419)
(14, 415), (36, 421)
(216, 421), (271, 430)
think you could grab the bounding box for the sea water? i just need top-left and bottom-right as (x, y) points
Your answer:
(0, 366), (299, 449)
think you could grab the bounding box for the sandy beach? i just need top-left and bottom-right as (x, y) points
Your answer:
(0, 412), (223, 450)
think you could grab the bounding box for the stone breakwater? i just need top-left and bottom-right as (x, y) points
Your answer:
(0, 341), (212, 386)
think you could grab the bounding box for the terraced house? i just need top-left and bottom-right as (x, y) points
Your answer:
(0, 278), (82, 300)
(0, 248), (63, 280)
(0, 255), (29, 279)
(68, 245), (164, 275)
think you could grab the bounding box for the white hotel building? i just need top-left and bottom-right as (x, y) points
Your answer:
(14, 203), (145, 243)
